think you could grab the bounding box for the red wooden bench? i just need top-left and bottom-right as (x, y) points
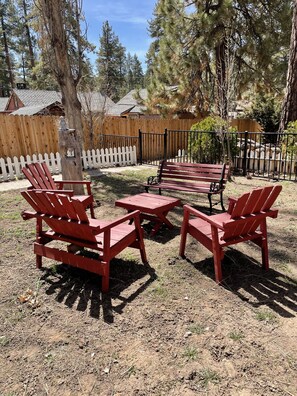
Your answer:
(22, 162), (95, 218)
(21, 190), (147, 292)
(179, 185), (282, 283)
(143, 161), (229, 213)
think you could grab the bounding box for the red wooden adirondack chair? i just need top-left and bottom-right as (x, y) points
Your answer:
(21, 190), (148, 292)
(179, 185), (282, 283)
(22, 162), (95, 218)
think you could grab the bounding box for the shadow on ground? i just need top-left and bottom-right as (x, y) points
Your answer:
(183, 249), (297, 318)
(40, 259), (157, 323)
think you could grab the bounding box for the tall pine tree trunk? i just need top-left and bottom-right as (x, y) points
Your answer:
(0, 13), (14, 89)
(215, 39), (228, 121)
(39, 0), (84, 192)
(22, 0), (36, 80)
(279, 1), (297, 131)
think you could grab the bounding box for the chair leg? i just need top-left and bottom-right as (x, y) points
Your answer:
(211, 226), (223, 282)
(213, 248), (223, 283)
(260, 221), (269, 270)
(36, 254), (42, 269)
(101, 261), (110, 293)
(139, 242), (148, 264)
(89, 203), (95, 219)
(261, 237), (269, 270)
(179, 213), (189, 257)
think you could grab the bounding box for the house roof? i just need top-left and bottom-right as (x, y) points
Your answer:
(0, 97), (9, 112)
(13, 89), (61, 107)
(77, 92), (115, 113)
(108, 89), (147, 116)
(10, 101), (63, 116)
(9, 89), (115, 114)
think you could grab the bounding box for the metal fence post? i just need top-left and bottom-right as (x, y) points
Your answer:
(138, 129), (143, 165)
(164, 128), (168, 160)
(242, 130), (248, 176)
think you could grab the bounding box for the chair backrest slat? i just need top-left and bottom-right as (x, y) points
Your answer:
(223, 185), (282, 241)
(261, 185), (282, 211)
(230, 192), (250, 218)
(23, 163), (57, 190)
(22, 190), (96, 241)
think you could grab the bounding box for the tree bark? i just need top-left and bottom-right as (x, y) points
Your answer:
(215, 40), (228, 121)
(22, 0), (36, 79)
(0, 13), (14, 89)
(39, 0), (84, 192)
(279, 1), (297, 131)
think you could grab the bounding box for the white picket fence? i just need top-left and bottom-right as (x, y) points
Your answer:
(0, 145), (137, 182)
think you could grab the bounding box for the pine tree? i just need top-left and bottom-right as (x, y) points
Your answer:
(14, 0), (37, 83)
(0, 0), (18, 91)
(131, 54), (144, 88)
(279, 1), (297, 131)
(96, 21), (126, 102)
(147, 0), (291, 118)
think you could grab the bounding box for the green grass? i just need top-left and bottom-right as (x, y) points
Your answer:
(255, 310), (278, 323)
(183, 346), (198, 361)
(188, 323), (207, 335)
(198, 368), (221, 387)
(228, 331), (244, 341)
(0, 335), (9, 346)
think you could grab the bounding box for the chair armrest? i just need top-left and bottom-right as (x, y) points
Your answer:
(95, 210), (141, 233)
(183, 205), (225, 229)
(21, 210), (38, 220)
(29, 188), (74, 195)
(56, 180), (92, 194)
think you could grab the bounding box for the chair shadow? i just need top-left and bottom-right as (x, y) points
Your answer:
(40, 259), (157, 323)
(186, 249), (297, 318)
(141, 221), (181, 244)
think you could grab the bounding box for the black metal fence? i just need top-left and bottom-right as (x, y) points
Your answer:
(98, 130), (297, 181)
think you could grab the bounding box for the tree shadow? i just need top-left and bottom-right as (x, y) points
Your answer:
(185, 249), (297, 318)
(40, 259), (157, 323)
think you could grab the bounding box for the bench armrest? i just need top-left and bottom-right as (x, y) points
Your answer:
(146, 175), (160, 185)
(210, 181), (222, 192)
(183, 205), (225, 230)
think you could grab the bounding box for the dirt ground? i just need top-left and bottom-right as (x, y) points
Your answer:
(0, 169), (296, 396)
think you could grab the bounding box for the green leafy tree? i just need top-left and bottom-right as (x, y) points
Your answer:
(246, 92), (281, 132)
(189, 116), (237, 164)
(96, 21), (126, 102)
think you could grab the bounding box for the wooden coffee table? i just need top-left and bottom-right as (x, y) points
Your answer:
(115, 193), (181, 236)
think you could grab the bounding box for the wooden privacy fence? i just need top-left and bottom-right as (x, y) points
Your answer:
(0, 114), (261, 158)
(0, 146), (137, 182)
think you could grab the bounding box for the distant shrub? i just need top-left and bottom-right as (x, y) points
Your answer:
(245, 92), (281, 133)
(189, 116), (237, 163)
(282, 121), (297, 157)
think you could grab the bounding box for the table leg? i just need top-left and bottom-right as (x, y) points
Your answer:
(150, 210), (174, 236)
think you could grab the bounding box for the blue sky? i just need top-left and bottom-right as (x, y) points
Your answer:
(82, 0), (156, 71)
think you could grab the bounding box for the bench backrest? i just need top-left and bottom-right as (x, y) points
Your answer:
(158, 161), (229, 186)
(222, 185), (282, 241)
(22, 162), (57, 190)
(21, 190), (98, 242)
